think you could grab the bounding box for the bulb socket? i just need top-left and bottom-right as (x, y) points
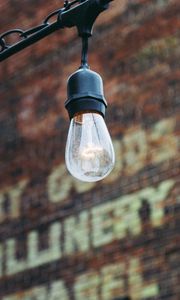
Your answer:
(65, 67), (107, 119)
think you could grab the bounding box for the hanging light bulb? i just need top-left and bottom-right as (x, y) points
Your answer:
(65, 112), (114, 182)
(65, 67), (115, 182)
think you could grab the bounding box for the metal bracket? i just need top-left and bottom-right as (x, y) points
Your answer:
(60, 0), (110, 37)
(0, 0), (113, 62)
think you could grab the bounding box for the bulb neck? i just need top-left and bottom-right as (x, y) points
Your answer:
(65, 67), (107, 119)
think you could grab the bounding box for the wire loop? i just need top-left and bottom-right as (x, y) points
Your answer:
(44, 9), (63, 24)
(0, 7), (66, 53)
(0, 29), (27, 51)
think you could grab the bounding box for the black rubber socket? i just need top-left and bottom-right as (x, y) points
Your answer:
(65, 67), (107, 119)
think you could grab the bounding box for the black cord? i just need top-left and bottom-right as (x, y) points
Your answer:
(81, 36), (89, 68)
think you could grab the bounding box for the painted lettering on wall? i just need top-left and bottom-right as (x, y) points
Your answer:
(0, 179), (175, 277)
(2, 257), (159, 300)
(3, 280), (68, 300)
(0, 179), (28, 223)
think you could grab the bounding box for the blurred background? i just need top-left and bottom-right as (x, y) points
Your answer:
(0, 0), (179, 299)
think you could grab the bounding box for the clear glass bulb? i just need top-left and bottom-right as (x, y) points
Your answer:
(65, 112), (115, 182)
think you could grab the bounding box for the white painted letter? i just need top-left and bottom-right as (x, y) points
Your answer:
(64, 211), (90, 255)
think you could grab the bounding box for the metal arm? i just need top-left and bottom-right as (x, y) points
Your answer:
(0, 0), (113, 62)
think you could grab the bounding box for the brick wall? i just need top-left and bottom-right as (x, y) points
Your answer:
(0, 0), (179, 299)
